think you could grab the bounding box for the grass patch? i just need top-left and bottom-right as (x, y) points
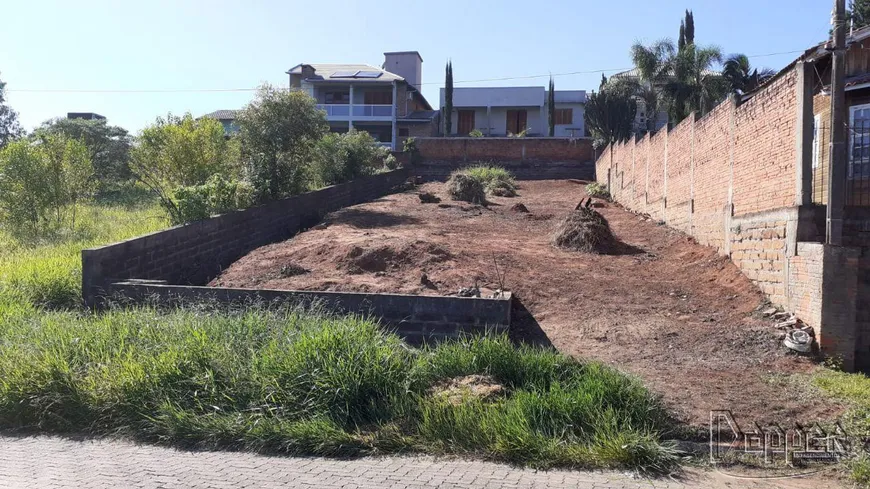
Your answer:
(585, 182), (611, 200)
(0, 307), (679, 472)
(813, 369), (870, 486)
(462, 165), (517, 197)
(0, 197), (168, 310)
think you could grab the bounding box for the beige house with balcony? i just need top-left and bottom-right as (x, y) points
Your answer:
(286, 51), (437, 149)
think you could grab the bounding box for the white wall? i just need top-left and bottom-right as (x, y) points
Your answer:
(447, 106), (546, 136)
(552, 102), (586, 137)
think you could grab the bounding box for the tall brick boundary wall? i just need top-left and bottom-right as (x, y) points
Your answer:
(845, 208), (870, 370)
(595, 63), (867, 369)
(82, 169), (410, 307)
(108, 282), (511, 344)
(408, 137), (595, 180)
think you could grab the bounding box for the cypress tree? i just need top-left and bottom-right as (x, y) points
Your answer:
(444, 61), (453, 136)
(548, 77), (556, 137)
(685, 10), (695, 46)
(678, 21), (686, 51)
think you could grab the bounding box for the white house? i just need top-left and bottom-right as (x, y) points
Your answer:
(439, 86), (586, 137)
(286, 51), (437, 150)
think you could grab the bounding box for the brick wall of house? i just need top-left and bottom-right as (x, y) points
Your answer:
(82, 169), (411, 306)
(395, 83), (408, 117)
(646, 129), (668, 221)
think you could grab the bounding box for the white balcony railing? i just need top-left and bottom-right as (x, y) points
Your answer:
(316, 104), (350, 117)
(316, 104), (393, 118)
(353, 105), (393, 117)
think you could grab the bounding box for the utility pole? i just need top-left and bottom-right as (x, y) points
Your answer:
(827, 0), (847, 245)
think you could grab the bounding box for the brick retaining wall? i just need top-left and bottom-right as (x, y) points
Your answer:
(108, 282), (511, 344)
(82, 169), (410, 306)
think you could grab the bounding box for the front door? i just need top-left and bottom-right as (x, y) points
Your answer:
(458, 110), (475, 135)
(506, 110), (528, 135)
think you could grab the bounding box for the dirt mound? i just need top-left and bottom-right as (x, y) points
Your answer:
(510, 203), (529, 213)
(446, 173), (485, 204)
(338, 241), (453, 274)
(419, 192), (440, 204)
(430, 374), (505, 405)
(489, 180), (517, 197)
(552, 208), (615, 253)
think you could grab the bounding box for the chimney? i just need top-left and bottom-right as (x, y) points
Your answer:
(383, 51), (423, 90)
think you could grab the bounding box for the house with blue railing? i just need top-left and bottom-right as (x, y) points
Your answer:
(287, 51), (437, 149)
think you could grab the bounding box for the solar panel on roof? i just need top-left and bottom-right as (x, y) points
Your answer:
(330, 71), (357, 78)
(354, 71), (382, 78)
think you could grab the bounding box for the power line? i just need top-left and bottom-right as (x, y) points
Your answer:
(5, 49), (810, 94)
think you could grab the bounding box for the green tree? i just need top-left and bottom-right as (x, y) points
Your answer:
(665, 43), (726, 121)
(0, 71), (22, 148)
(722, 54), (776, 95)
(684, 9), (695, 45)
(309, 130), (387, 188)
(130, 113), (241, 222)
(629, 39), (675, 132)
(35, 117), (132, 188)
(548, 77), (556, 137)
(584, 87), (637, 148)
(0, 136), (95, 234)
(235, 84), (328, 201)
(444, 61), (454, 135)
(850, 0), (870, 29)
(678, 21), (686, 51)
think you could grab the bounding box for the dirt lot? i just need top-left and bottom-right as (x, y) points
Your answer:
(212, 179), (842, 427)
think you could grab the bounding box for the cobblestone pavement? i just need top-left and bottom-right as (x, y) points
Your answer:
(0, 435), (845, 488)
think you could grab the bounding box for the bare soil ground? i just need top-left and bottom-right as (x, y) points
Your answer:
(212, 180), (842, 427)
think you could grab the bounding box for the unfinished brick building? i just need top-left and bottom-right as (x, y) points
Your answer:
(595, 27), (870, 371)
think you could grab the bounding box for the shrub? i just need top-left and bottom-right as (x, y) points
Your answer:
(130, 113), (242, 222)
(309, 130), (386, 188)
(552, 208), (615, 253)
(236, 85), (329, 201)
(463, 165), (517, 197)
(170, 175), (254, 225)
(403, 137), (421, 164)
(446, 172), (486, 204)
(0, 136), (96, 237)
(468, 129), (484, 138)
(383, 154), (401, 170)
(586, 182), (611, 200)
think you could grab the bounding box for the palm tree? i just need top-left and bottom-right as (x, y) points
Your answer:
(722, 54), (776, 95)
(665, 43), (727, 122)
(629, 39), (675, 133)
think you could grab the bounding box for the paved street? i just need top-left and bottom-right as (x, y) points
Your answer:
(0, 435), (844, 488)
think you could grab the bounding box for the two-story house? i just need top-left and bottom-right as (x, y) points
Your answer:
(287, 51), (437, 149)
(438, 86), (586, 137)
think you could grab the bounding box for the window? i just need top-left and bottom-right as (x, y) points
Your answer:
(812, 114), (821, 170)
(324, 91), (349, 104)
(364, 91), (392, 105)
(554, 108), (573, 125)
(399, 128), (409, 137)
(850, 104), (870, 179)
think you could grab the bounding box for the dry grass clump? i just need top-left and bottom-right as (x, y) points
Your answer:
(446, 172), (486, 204)
(552, 208), (614, 253)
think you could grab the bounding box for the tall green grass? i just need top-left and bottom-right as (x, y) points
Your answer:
(462, 164), (517, 197)
(0, 199), (168, 310)
(0, 306), (679, 472)
(814, 369), (870, 486)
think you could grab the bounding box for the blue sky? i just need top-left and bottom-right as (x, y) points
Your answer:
(1, 0), (833, 133)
